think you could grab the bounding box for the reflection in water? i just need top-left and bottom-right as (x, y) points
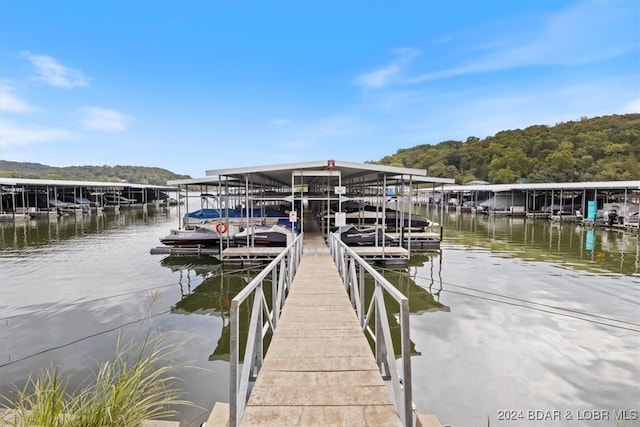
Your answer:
(404, 209), (640, 427)
(160, 255), (223, 296)
(585, 229), (595, 251)
(379, 252), (450, 315)
(0, 207), (172, 252)
(0, 207), (225, 426)
(2, 207), (638, 427)
(166, 252), (451, 362)
(433, 209), (640, 276)
(167, 262), (264, 362)
(370, 252), (450, 358)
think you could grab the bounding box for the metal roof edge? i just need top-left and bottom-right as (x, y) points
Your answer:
(167, 176), (239, 185)
(332, 160), (428, 176)
(204, 159), (428, 177)
(384, 175), (455, 184)
(205, 161), (326, 177)
(438, 180), (640, 192)
(0, 177), (177, 190)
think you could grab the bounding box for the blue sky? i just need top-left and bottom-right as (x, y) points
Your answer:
(1, 1), (639, 178)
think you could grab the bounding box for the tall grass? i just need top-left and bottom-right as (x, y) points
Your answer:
(3, 367), (69, 427)
(2, 297), (195, 426)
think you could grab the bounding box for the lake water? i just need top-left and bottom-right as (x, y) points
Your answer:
(0, 206), (638, 427)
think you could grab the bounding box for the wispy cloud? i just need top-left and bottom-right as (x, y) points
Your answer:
(80, 107), (134, 132)
(270, 114), (365, 153)
(270, 118), (291, 126)
(22, 52), (90, 88)
(0, 120), (76, 147)
(356, 47), (420, 89)
(357, 64), (401, 89)
(149, 13), (196, 32)
(0, 82), (37, 113)
(409, 2), (639, 83)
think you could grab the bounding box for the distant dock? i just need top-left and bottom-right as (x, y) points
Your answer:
(0, 177), (178, 220)
(435, 180), (639, 232)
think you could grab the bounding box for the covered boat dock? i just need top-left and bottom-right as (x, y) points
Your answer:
(434, 180), (640, 227)
(166, 160), (453, 263)
(0, 177), (178, 220)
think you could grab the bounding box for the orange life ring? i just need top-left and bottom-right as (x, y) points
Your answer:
(215, 222), (228, 234)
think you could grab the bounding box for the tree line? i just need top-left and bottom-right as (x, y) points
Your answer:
(373, 113), (640, 184)
(0, 161), (191, 186)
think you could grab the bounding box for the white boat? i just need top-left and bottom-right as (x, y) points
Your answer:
(233, 223), (295, 247)
(336, 224), (397, 246)
(344, 206), (434, 230)
(320, 203), (435, 231)
(160, 223), (241, 247)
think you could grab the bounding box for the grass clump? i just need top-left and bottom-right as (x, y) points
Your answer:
(3, 367), (70, 427)
(2, 298), (193, 426)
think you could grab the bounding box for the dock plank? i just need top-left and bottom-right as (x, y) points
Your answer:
(241, 405), (401, 427)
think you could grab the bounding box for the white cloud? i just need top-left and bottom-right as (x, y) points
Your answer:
(80, 107), (134, 132)
(0, 82), (37, 113)
(356, 47), (421, 89)
(0, 120), (76, 147)
(270, 118), (290, 126)
(357, 64), (401, 89)
(22, 52), (89, 88)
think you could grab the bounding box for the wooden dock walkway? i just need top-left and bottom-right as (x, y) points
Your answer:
(239, 251), (401, 426)
(238, 213), (401, 426)
(205, 214), (444, 426)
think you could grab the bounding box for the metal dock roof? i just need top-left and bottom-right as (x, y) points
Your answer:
(168, 159), (454, 187)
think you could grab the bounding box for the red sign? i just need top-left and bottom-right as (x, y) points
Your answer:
(327, 159), (335, 168)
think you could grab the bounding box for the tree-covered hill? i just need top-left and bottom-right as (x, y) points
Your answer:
(374, 113), (640, 184)
(0, 161), (191, 185)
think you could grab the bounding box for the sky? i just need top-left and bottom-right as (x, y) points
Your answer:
(1, 1), (639, 178)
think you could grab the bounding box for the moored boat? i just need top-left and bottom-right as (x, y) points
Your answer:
(160, 222), (241, 247)
(343, 206), (434, 230)
(337, 224), (397, 246)
(232, 223), (295, 247)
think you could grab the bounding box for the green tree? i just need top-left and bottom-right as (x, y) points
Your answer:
(489, 167), (517, 184)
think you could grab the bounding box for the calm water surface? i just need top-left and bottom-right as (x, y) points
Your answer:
(407, 210), (639, 427)
(0, 207), (638, 426)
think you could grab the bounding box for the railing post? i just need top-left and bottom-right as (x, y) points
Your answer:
(359, 263), (365, 326)
(375, 285), (384, 371)
(229, 299), (240, 427)
(287, 244), (293, 287)
(401, 298), (414, 427)
(272, 266), (278, 329)
(255, 283), (264, 376)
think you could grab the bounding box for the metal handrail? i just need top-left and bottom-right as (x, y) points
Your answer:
(329, 232), (414, 427)
(229, 233), (304, 427)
